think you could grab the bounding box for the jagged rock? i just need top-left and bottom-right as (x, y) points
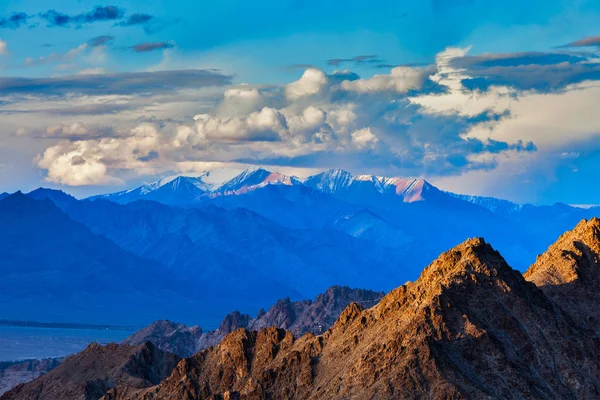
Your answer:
(105, 237), (600, 399)
(525, 217), (600, 332)
(124, 286), (384, 356)
(122, 320), (203, 358)
(0, 358), (61, 396)
(1, 342), (180, 400)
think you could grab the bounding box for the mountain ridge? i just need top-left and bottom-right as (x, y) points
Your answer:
(95, 233), (600, 399)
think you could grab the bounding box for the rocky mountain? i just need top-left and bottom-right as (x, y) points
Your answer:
(0, 193), (8, 201)
(124, 286), (385, 357)
(122, 321), (204, 358)
(1, 342), (179, 400)
(88, 168), (600, 271)
(524, 217), (600, 333)
(98, 233), (600, 399)
(0, 359), (61, 396)
(448, 192), (523, 216)
(24, 188), (424, 327)
(303, 169), (441, 203)
(0, 192), (215, 325)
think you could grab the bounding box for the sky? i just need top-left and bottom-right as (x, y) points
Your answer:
(0, 0), (599, 204)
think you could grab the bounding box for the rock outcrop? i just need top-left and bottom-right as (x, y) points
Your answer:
(104, 237), (600, 399)
(122, 320), (203, 358)
(525, 217), (600, 333)
(0, 358), (61, 396)
(124, 286), (385, 357)
(1, 342), (180, 400)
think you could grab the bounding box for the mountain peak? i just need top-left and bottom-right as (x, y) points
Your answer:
(524, 218), (600, 334)
(525, 218), (600, 287)
(215, 168), (298, 195)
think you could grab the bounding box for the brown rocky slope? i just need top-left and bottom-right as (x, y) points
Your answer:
(1, 342), (180, 400)
(103, 235), (600, 399)
(124, 286), (384, 357)
(0, 358), (61, 396)
(524, 217), (600, 333)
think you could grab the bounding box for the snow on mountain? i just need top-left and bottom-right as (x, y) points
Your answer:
(213, 168), (301, 196)
(303, 169), (439, 203)
(89, 175), (214, 205)
(448, 193), (523, 216)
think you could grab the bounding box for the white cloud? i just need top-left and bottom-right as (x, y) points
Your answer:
(30, 45), (599, 190)
(285, 68), (328, 101)
(0, 39), (7, 56)
(341, 66), (430, 93)
(351, 127), (379, 149)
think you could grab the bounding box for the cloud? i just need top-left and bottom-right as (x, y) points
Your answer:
(351, 127), (379, 149)
(26, 43), (600, 188)
(115, 13), (153, 26)
(24, 43), (88, 67)
(327, 55), (380, 67)
(0, 39), (7, 55)
(40, 6), (125, 27)
(17, 122), (116, 140)
(563, 35), (600, 48)
(285, 68), (328, 100)
(131, 41), (175, 53)
(88, 35), (114, 47)
(0, 69), (231, 96)
(0, 12), (29, 29)
(341, 66), (432, 93)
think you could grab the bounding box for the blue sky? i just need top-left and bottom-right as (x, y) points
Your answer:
(0, 0), (599, 204)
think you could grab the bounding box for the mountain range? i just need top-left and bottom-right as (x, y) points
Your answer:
(5, 218), (600, 399)
(2, 167), (600, 327)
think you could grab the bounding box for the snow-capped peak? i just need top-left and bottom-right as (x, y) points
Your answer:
(215, 168), (300, 195)
(304, 170), (436, 202)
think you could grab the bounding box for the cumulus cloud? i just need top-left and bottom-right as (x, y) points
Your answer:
(0, 39), (7, 55)
(131, 41), (174, 53)
(285, 68), (328, 100)
(341, 66), (432, 93)
(23, 43), (600, 189)
(351, 128), (379, 149)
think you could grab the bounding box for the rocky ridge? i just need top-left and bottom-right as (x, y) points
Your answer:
(103, 234), (600, 399)
(124, 286), (384, 357)
(1, 342), (180, 400)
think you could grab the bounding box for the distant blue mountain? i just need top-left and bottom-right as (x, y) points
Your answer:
(3, 168), (599, 327)
(88, 168), (600, 270)
(0, 192), (208, 326)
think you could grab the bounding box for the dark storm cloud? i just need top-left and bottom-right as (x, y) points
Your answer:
(131, 42), (174, 52)
(40, 6), (124, 27)
(0, 69), (232, 96)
